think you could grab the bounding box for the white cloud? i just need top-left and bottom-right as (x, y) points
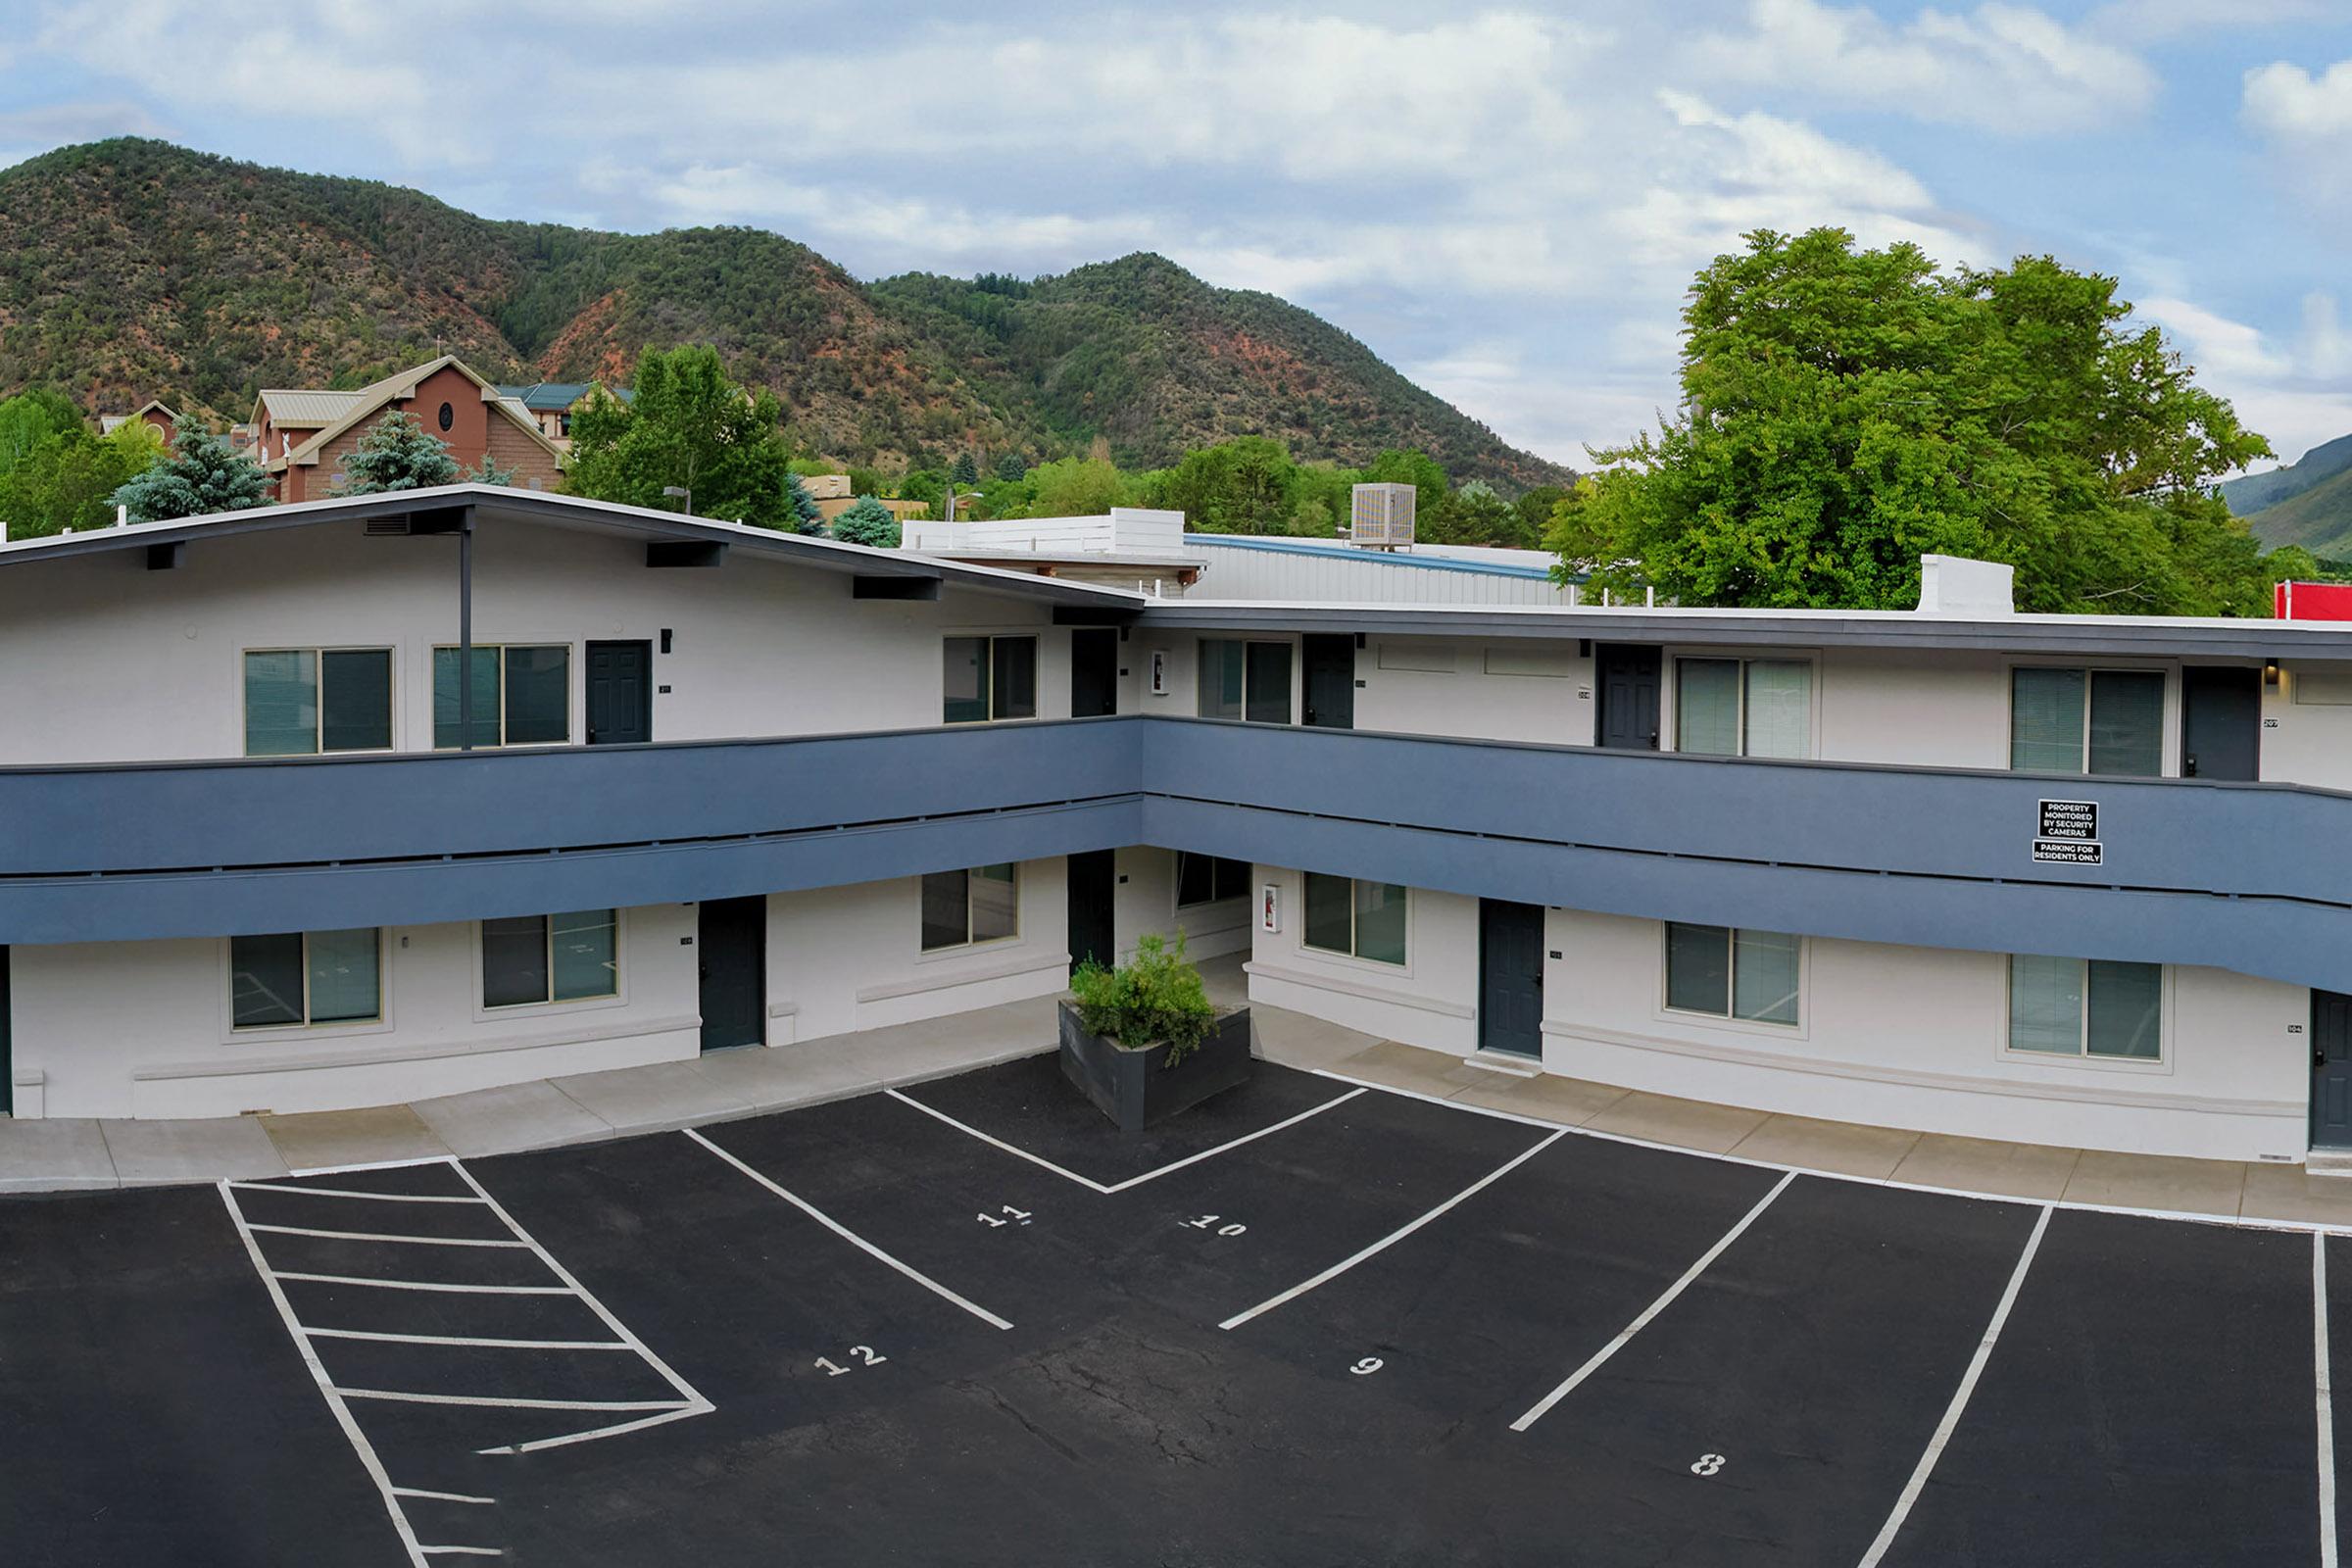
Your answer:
(2132, 295), (2352, 469)
(1690, 0), (2159, 133)
(2244, 56), (2352, 145)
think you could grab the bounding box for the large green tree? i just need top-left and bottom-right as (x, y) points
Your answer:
(1143, 436), (1302, 534)
(0, 387), (85, 476)
(1552, 228), (2277, 614)
(335, 409), (459, 494)
(111, 415), (271, 522)
(831, 495), (902, 548)
(0, 419), (166, 539)
(564, 345), (796, 527)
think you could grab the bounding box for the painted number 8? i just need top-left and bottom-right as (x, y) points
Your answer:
(1690, 1453), (1727, 1477)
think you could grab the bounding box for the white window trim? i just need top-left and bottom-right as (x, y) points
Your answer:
(916, 864), (1023, 956)
(2004, 660), (2178, 779)
(1298, 874), (1411, 971)
(220, 928), (390, 1039)
(1997, 954), (2173, 1073)
(469, 908), (628, 1019)
(1172, 851), (1251, 913)
(1663, 648), (1821, 760)
(240, 645), (400, 757)
(942, 632), (1043, 724)
(1655, 922), (1809, 1037)
(431, 642), (575, 750)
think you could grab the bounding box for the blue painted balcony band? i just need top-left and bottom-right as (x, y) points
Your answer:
(1, 716), (2346, 994)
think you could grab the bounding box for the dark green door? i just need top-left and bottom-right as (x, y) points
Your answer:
(586, 640), (654, 745)
(2314, 990), (2352, 1150)
(1067, 851), (1116, 974)
(1478, 901), (1544, 1058)
(1302, 634), (1355, 729)
(697, 897), (765, 1052)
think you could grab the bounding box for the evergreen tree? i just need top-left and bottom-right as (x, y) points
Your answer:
(994, 451), (1027, 482)
(784, 472), (824, 534)
(336, 410), (460, 494)
(950, 452), (979, 487)
(111, 415), (271, 521)
(831, 495), (901, 548)
(465, 452), (517, 487)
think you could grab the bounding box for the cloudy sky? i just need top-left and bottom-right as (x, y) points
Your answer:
(7, 0), (2352, 471)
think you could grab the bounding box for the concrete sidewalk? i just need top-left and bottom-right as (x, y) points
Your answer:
(8, 951), (2352, 1230)
(0, 993), (1066, 1194)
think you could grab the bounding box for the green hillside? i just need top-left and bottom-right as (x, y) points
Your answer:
(0, 138), (1566, 489)
(2222, 433), (2352, 555)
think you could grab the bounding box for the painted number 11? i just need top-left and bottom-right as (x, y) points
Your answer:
(977, 1205), (1033, 1227)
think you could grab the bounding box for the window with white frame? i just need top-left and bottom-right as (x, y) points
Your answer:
(920, 864), (1019, 950)
(1198, 639), (1294, 724)
(244, 649), (393, 756)
(1664, 922), (1800, 1026)
(1674, 658), (1811, 759)
(2007, 955), (2162, 1060)
(433, 645), (570, 748)
(1301, 873), (1406, 965)
(231, 928), (381, 1029)
(1175, 853), (1250, 908)
(2010, 667), (2163, 777)
(481, 910), (617, 1007)
(943, 636), (1039, 723)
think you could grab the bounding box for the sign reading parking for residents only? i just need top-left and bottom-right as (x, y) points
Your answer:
(2034, 799), (2101, 864)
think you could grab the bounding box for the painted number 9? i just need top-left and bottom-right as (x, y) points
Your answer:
(1350, 1357), (1384, 1376)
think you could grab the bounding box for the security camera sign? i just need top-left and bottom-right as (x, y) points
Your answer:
(2034, 800), (2101, 864)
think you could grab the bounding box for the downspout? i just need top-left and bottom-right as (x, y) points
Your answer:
(458, 512), (475, 753)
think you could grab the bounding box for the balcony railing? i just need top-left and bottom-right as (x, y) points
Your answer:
(3, 716), (2347, 991)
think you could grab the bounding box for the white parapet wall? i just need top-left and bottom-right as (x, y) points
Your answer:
(904, 508), (1186, 557)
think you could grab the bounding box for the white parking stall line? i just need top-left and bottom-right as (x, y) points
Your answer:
(304, 1327), (634, 1350)
(474, 1404), (710, 1456)
(1854, 1203), (2053, 1568)
(218, 1179), (435, 1568)
(1220, 1129), (1566, 1332)
(271, 1273), (572, 1296)
(884, 1083), (1368, 1195)
(686, 1126), (1015, 1331)
(336, 1390), (699, 1413)
(393, 1487), (496, 1506)
(1102, 1090), (1369, 1194)
(1510, 1170), (1798, 1433)
(882, 1089), (1111, 1192)
(418, 1547), (504, 1558)
(245, 1224), (530, 1249)
(441, 1158), (716, 1454)
(2320, 1233), (2340, 1568)
(228, 1181), (486, 1205)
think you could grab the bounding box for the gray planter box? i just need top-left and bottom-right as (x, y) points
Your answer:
(1057, 1001), (1254, 1133)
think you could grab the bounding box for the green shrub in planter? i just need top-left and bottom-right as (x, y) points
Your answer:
(1068, 932), (1216, 1066)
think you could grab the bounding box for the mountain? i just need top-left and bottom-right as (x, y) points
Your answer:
(2223, 433), (2352, 555)
(0, 139), (1566, 490)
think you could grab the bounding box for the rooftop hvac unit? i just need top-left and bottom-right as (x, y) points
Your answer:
(1350, 482), (1415, 549)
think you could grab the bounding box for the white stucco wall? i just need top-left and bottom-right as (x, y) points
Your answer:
(1352, 636), (1592, 746)
(763, 857), (1072, 1045)
(1245, 869), (1479, 1054)
(0, 514), (1073, 764)
(1111, 848), (1251, 964)
(2263, 662), (2352, 788)
(14, 904), (700, 1119)
(1539, 909), (2307, 1161)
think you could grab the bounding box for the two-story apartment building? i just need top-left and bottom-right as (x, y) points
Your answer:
(251, 357), (564, 502)
(1, 485), (2347, 1170)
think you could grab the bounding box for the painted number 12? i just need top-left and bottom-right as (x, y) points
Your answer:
(815, 1346), (887, 1376)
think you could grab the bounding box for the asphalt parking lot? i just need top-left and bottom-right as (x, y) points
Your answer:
(0, 1052), (2341, 1566)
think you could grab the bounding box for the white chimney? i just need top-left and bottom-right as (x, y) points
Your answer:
(1916, 554), (2014, 616)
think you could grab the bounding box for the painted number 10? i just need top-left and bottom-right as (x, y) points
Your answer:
(1184, 1214), (1248, 1236)
(815, 1346), (887, 1377)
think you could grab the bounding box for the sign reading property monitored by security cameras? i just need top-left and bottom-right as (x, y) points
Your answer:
(2034, 799), (2101, 864)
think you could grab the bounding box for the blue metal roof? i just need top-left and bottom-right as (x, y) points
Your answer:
(1185, 532), (1565, 581)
